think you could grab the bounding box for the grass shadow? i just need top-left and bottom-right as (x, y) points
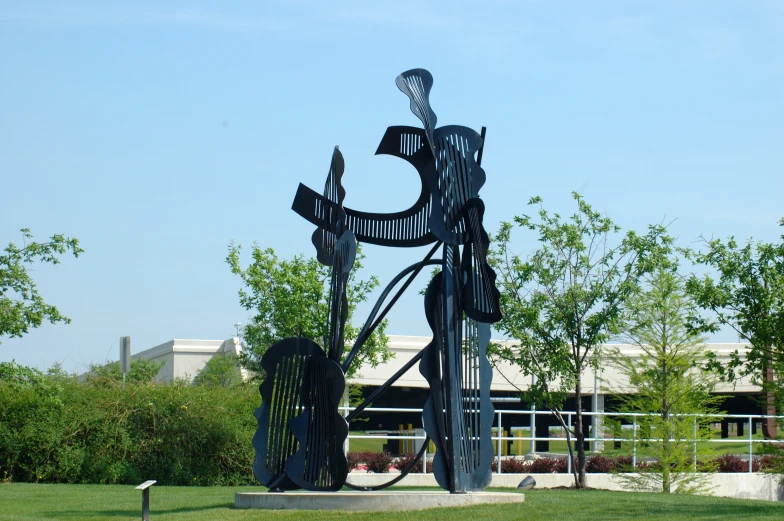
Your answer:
(43, 502), (236, 519)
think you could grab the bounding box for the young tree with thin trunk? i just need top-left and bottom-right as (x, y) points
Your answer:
(226, 242), (391, 379)
(489, 192), (671, 488)
(607, 267), (721, 494)
(683, 225), (784, 439)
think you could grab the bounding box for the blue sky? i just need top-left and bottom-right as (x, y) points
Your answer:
(1, 1), (782, 372)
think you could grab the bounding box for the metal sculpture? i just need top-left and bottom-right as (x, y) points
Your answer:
(252, 68), (502, 494)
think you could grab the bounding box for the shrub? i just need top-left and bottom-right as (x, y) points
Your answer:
(527, 457), (559, 473)
(614, 455), (634, 472)
(714, 454), (759, 473)
(553, 457), (576, 473)
(394, 453), (433, 473)
(695, 459), (714, 473)
(489, 458), (530, 473)
(586, 454), (617, 473)
(0, 368), (259, 486)
(346, 452), (364, 472)
(759, 454), (784, 471)
(364, 452), (394, 473)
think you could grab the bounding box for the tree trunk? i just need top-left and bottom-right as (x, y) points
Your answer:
(575, 382), (586, 488)
(762, 362), (777, 439)
(662, 436), (671, 494)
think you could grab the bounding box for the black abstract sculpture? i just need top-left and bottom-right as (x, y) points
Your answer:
(253, 68), (502, 494)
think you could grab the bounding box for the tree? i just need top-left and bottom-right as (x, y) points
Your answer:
(193, 354), (244, 388)
(606, 267), (721, 494)
(226, 243), (391, 378)
(489, 192), (671, 488)
(1, 229), (82, 345)
(684, 226), (784, 439)
(0, 360), (46, 387)
(87, 358), (163, 384)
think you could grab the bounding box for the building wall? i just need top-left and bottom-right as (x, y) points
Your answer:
(128, 334), (759, 393)
(131, 338), (242, 383)
(349, 335), (760, 394)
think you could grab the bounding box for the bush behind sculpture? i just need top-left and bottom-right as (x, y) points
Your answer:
(0, 370), (258, 485)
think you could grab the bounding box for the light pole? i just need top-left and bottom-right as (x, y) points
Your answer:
(234, 322), (242, 339)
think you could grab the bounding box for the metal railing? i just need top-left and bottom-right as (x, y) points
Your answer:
(340, 406), (784, 474)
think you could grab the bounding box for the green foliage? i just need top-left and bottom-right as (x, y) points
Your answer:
(0, 364), (257, 486)
(607, 267), (722, 494)
(226, 242), (391, 378)
(193, 354), (243, 388)
(0, 360), (46, 387)
(0, 229), (82, 345)
(86, 358), (163, 384)
(489, 192), (672, 488)
(683, 231), (784, 415)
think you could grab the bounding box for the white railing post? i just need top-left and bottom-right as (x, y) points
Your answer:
(632, 417), (637, 469)
(567, 412), (572, 475)
(497, 411), (503, 474)
(748, 415), (753, 473)
(339, 407), (782, 478)
(530, 374), (536, 455)
(693, 417), (697, 472)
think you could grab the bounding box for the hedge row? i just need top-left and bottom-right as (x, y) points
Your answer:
(0, 373), (259, 486)
(345, 453), (784, 474)
(487, 454), (784, 474)
(2, 368), (781, 485)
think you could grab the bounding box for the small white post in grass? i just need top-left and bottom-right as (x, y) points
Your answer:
(136, 480), (156, 521)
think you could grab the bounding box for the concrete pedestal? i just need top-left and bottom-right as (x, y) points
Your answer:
(234, 491), (525, 511)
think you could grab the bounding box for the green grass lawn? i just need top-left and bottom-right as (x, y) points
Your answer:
(1, 483), (783, 521)
(346, 431), (386, 453)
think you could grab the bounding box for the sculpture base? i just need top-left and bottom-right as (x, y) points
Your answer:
(234, 491), (525, 511)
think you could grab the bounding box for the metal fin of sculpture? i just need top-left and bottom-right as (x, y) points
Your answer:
(291, 125), (437, 248)
(326, 229), (356, 362)
(425, 125), (486, 245)
(395, 69), (437, 155)
(286, 356), (349, 491)
(252, 338), (323, 491)
(394, 69), (497, 492)
(419, 268), (495, 492)
(311, 147), (347, 266)
(459, 198), (502, 323)
(252, 67), (502, 495)
(253, 149), (352, 492)
(419, 250), (495, 492)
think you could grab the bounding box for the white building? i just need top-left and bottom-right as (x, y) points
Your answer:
(127, 335), (772, 443)
(128, 334), (758, 394)
(352, 335), (758, 395)
(131, 337), (247, 383)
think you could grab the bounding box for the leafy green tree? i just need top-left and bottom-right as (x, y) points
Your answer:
(684, 225), (784, 438)
(87, 358), (163, 384)
(1, 229), (82, 345)
(607, 267), (721, 494)
(0, 360), (46, 387)
(193, 354), (244, 388)
(489, 192), (671, 488)
(226, 243), (391, 378)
